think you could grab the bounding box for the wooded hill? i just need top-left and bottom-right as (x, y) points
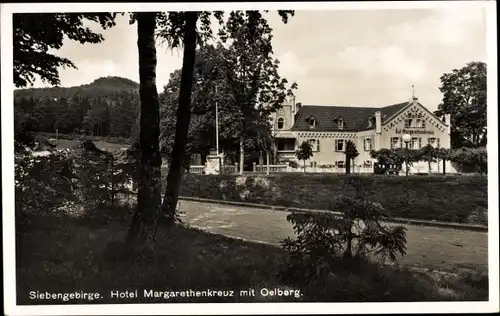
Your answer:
(14, 76), (140, 139)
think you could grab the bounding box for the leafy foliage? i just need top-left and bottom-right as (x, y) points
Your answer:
(158, 10), (296, 221)
(14, 77), (141, 153)
(159, 40), (297, 166)
(15, 150), (77, 219)
(449, 147), (488, 174)
(281, 178), (407, 286)
(14, 13), (119, 88)
(344, 140), (359, 174)
(370, 146), (487, 174)
(434, 62), (487, 148)
(295, 141), (313, 171)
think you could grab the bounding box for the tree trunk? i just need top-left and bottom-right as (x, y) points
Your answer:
(239, 136), (244, 174)
(303, 159), (306, 173)
(345, 155), (351, 174)
(442, 158), (446, 175)
(127, 12), (162, 250)
(161, 12), (199, 222)
(266, 151), (270, 175)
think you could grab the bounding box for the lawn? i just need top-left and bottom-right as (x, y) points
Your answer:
(177, 173), (488, 225)
(16, 207), (488, 305)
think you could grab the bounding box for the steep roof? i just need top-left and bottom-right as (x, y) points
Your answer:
(291, 101), (410, 132)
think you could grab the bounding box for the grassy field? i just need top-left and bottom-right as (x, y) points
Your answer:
(16, 207), (488, 305)
(176, 173), (488, 225)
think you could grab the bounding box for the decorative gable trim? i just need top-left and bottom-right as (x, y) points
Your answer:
(382, 104), (447, 133)
(297, 132), (357, 139)
(383, 102), (446, 127)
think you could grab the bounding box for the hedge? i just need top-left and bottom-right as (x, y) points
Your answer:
(175, 173), (488, 225)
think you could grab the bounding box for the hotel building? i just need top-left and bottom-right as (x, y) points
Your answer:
(270, 96), (454, 173)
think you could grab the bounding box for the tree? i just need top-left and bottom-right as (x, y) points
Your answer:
(419, 144), (437, 173)
(435, 147), (451, 175)
(14, 13), (118, 88)
(126, 12), (162, 250)
(158, 12), (200, 221)
(159, 45), (241, 166)
(157, 11), (296, 221)
(370, 148), (421, 174)
(296, 141), (313, 172)
(434, 62), (487, 148)
(221, 11), (297, 175)
(13, 13), (119, 151)
(344, 140), (359, 174)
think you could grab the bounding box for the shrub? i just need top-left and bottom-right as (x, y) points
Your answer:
(281, 179), (407, 287)
(15, 150), (78, 230)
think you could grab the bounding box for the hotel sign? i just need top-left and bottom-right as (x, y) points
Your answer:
(395, 129), (434, 135)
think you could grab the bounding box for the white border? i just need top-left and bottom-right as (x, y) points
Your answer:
(2, 1), (498, 315)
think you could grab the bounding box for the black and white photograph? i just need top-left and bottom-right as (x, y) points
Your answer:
(2, 1), (498, 315)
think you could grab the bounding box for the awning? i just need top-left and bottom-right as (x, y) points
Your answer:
(274, 131), (296, 138)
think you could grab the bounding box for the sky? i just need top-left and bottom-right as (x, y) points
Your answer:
(32, 4), (487, 112)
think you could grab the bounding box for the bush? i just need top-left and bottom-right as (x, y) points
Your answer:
(15, 150), (77, 219)
(280, 183), (407, 287)
(15, 140), (136, 223)
(178, 173), (488, 224)
(450, 147), (487, 174)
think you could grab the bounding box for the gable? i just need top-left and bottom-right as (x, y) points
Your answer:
(383, 102), (447, 134)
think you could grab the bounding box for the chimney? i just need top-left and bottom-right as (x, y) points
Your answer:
(375, 111), (382, 134)
(412, 96), (419, 105)
(444, 114), (451, 135)
(295, 102), (302, 114)
(288, 95), (296, 125)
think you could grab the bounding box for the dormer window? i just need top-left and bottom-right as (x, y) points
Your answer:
(277, 117), (284, 130)
(368, 117), (374, 128)
(338, 118), (344, 129)
(333, 116), (344, 129)
(306, 116), (317, 128)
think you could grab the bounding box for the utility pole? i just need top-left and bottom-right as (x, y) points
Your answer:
(215, 83), (219, 156)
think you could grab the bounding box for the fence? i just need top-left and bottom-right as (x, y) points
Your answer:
(253, 163), (290, 173)
(187, 163), (376, 174)
(188, 163), (239, 174)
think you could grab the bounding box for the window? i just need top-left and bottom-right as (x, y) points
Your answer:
(363, 160), (372, 168)
(368, 118), (373, 128)
(335, 139), (345, 152)
(336, 161), (345, 168)
(338, 118), (344, 129)
(391, 137), (400, 149)
(307, 139), (320, 152)
(307, 117), (317, 128)
(410, 137), (421, 149)
(277, 117), (284, 130)
(364, 137), (372, 151)
(428, 137), (440, 148)
(405, 118), (426, 128)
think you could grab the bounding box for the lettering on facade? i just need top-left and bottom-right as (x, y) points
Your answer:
(395, 129), (434, 135)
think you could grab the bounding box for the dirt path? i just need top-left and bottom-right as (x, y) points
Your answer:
(178, 200), (488, 272)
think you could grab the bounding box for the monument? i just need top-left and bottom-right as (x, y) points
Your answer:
(204, 149), (223, 175)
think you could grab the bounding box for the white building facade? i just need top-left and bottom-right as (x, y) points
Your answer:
(270, 96), (454, 174)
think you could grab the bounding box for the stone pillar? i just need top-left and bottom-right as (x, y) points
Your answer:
(204, 154), (221, 175)
(253, 162), (256, 172)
